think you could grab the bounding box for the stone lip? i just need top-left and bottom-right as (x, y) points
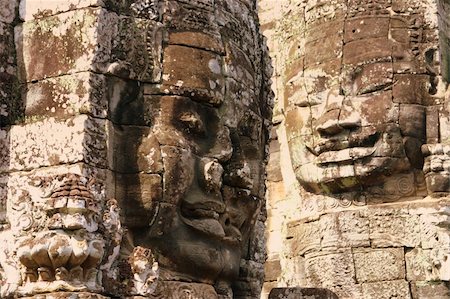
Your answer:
(269, 287), (338, 299)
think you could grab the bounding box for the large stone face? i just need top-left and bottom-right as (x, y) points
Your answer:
(0, 0), (272, 298)
(260, 0), (450, 298)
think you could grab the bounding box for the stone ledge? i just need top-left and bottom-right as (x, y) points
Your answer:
(269, 287), (338, 299)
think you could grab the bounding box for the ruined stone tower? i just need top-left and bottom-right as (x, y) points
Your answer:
(0, 1), (272, 298)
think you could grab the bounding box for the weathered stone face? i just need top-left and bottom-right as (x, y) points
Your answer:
(105, 2), (272, 297)
(261, 1), (450, 298)
(285, 5), (434, 195)
(112, 27), (270, 290)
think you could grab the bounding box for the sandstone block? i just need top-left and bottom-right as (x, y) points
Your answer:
(419, 211), (450, 250)
(0, 83), (22, 126)
(0, 174), (7, 225)
(283, 58), (305, 103)
(304, 249), (364, 298)
(343, 37), (392, 65)
(366, 207), (421, 247)
(16, 8), (116, 82)
(348, 0), (391, 17)
(266, 180), (284, 205)
(218, 78), (261, 128)
(285, 107), (311, 141)
(110, 16), (162, 82)
(305, 19), (343, 45)
(24, 72), (108, 119)
(285, 220), (321, 256)
(162, 45), (225, 105)
(17, 8), (162, 83)
(0, 21), (20, 126)
(168, 31), (224, 54)
(266, 227), (283, 254)
(304, 58), (342, 79)
(390, 28), (411, 44)
(362, 280), (411, 299)
(358, 92), (394, 128)
(426, 106), (439, 144)
(0, 22), (17, 80)
(344, 16), (389, 43)
(399, 104), (425, 140)
(160, 145), (194, 205)
(305, 0), (346, 24)
(320, 211), (370, 249)
(403, 137), (424, 169)
(353, 247), (405, 283)
(249, 220), (267, 263)
(223, 41), (256, 86)
(305, 249), (357, 289)
(393, 74), (431, 105)
(341, 62), (392, 96)
(0, 115), (108, 172)
(6, 163), (112, 208)
(163, 0), (218, 34)
(266, 151), (282, 182)
(279, 255), (307, 287)
(305, 33), (343, 67)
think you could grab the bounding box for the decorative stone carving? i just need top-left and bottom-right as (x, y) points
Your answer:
(0, 175), (123, 298)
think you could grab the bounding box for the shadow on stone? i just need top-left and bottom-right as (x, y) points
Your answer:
(269, 287), (339, 299)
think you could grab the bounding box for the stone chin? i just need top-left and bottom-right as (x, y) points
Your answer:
(134, 202), (242, 284)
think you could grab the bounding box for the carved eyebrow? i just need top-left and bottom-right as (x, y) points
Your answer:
(357, 81), (393, 95)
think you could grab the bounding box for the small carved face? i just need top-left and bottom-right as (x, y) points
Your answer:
(286, 15), (428, 194)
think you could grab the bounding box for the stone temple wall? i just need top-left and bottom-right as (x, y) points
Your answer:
(0, 1), (273, 298)
(260, 0), (450, 299)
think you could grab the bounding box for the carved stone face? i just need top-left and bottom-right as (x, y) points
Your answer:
(137, 96), (261, 282)
(114, 31), (268, 285)
(286, 15), (428, 194)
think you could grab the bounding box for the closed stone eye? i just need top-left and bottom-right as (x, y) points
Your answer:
(179, 112), (206, 135)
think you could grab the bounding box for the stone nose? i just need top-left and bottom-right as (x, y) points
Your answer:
(316, 103), (361, 137)
(316, 109), (342, 136)
(200, 158), (224, 194)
